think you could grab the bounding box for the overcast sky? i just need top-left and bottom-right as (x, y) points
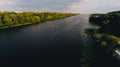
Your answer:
(0, 0), (120, 13)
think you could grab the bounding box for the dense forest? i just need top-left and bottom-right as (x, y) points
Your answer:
(89, 11), (120, 36)
(0, 11), (77, 29)
(88, 11), (120, 56)
(82, 11), (120, 67)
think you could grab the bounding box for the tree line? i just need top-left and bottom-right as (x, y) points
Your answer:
(89, 11), (120, 36)
(0, 11), (77, 29)
(87, 11), (120, 59)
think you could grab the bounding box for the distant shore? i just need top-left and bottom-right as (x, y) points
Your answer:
(0, 11), (77, 29)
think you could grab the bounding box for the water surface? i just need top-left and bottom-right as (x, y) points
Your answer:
(0, 15), (89, 66)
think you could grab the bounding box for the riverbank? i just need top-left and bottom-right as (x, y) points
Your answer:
(88, 11), (120, 57)
(0, 11), (77, 29)
(83, 11), (120, 67)
(0, 15), (88, 66)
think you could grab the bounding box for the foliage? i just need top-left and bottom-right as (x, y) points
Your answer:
(83, 11), (120, 67)
(87, 11), (120, 58)
(89, 11), (120, 36)
(0, 11), (77, 29)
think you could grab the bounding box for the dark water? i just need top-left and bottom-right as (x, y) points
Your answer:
(84, 35), (120, 67)
(0, 15), (89, 66)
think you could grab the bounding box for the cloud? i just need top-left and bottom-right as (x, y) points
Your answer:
(0, 0), (81, 12)
(66, 0), (120, 13)
(0, 0), (14, 6)
(0, 0), (120, 13)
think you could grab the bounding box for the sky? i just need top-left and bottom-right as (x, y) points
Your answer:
(0, 0), (120, 13)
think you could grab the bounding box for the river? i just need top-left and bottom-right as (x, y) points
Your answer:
(1, 14), (120, 67)
(0, 15), (90, 66)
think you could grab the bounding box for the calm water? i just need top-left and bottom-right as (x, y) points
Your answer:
(0, 15), (89, 66)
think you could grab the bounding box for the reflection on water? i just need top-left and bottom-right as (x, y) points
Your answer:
(83, 26), (120, 67)
(0, 15), (89, 66)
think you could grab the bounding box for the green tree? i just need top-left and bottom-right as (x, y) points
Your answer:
(46, 15), (53, 20)
(0, 16), (3, 26)
(31, 16), (40, 24)
(10, 14), (18, 24)
(3, 15), (13, 27)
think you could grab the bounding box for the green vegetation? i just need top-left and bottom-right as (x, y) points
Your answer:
(87, 11), (120, 56)
(82, 11), (120, 67)
(0, 11), (77, 29)
(89, 11), (120, 36)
